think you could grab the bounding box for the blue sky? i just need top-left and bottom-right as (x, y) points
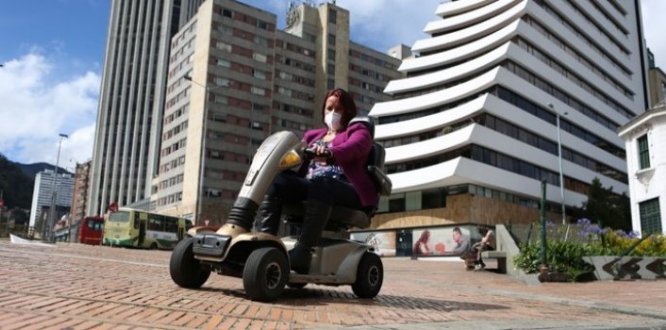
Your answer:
(1, 0), (665, 169)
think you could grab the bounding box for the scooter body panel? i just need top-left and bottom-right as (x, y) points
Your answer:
(282, 236), (370, 284)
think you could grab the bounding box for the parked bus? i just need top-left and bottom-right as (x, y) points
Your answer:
(103, 208), (191, 249)
(79, 216), (104, 245)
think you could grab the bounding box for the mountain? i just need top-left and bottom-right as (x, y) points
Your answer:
(0, 153), (34, 210)
(18, 162), (71, 179)
(0, 154), (72, 210)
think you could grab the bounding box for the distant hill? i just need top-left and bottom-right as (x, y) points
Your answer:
(0, 154), (34, 210)
(0, 154), (72, 210)
(18, 162), (71, 180)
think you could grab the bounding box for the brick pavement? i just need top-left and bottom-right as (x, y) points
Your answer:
(0, 239), (665, 329)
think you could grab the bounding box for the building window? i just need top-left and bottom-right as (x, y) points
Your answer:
(328, 9), (337, 24)
(422, 188), (447, 209)
(388, 197), (405, 213)
(253, 52), (267, 63)
(251, 86), (265, 96)
(639, 198), (661, 235)
(637, 134), (650, 169)
(216, 58), (230, 68)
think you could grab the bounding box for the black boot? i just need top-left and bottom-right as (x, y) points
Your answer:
(255, 197), (282, 235)
(289, 200), (332, 273)
(288, 243), (312, 274)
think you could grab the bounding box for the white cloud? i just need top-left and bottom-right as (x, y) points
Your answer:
(0, 51), (99, 166)
(338, 0), (442, 47)
(641, 0), (666, 70)
(240, 0), (442, 52)
(334, 0), (442, 52)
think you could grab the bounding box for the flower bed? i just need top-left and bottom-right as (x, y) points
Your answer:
(513, 219), (666, 282)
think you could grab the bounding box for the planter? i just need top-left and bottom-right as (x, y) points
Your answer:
(583, 256), (666, 281)
(537, 265), (571, 282)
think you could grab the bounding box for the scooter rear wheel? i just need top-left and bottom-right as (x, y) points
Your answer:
(243, 247), (288, 301)
(170, 237), (211, 288)
(352, 252), (383, 299)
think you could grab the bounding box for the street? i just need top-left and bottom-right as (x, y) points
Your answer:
(0, 239), (665, 329)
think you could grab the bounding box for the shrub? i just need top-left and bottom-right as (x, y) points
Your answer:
(514, 240), (594, 281)
(513, 219), (666, 282)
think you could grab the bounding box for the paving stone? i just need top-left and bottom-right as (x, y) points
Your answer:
(0, 240), (665, 329)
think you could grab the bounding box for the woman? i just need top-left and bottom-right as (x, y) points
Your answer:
(413, 230), (432, 256)
(252, 88), (378, 273)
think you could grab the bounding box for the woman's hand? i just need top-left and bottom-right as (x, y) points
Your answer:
(314, 145), (330, 157)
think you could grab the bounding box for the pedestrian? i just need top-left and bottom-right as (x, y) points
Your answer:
(471, 227), (494, 271)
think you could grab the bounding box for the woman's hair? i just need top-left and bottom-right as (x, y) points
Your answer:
(321, 88), (357, 128)
(416, 230), (431, 244)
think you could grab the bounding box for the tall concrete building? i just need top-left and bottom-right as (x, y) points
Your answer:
(70, 161), (91, 224)
(151, 0), (403, 224)
(647, 64), (666, 106)
(29, 170), (74, 230)
(369, 0), (648, 228)
(87, 0), (205, 216)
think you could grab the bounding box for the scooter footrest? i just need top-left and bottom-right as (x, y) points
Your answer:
(192, 233), (231, 258)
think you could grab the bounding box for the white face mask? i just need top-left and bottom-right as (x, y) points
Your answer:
(325, 111), (342, 131)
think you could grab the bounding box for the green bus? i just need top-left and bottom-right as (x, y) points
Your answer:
(103, 208), (192, 249)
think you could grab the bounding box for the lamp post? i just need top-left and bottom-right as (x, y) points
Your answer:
(550, 104), (567, 225)
(184, 75), (227, 226)
(47, 133), (68, 242)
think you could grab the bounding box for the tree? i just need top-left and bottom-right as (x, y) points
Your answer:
(0, 153), (34, 209)
(580, 177), (631, 231)
(10, 208), (29, 225)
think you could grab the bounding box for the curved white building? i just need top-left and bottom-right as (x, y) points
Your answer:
(369, 0), (648, 227)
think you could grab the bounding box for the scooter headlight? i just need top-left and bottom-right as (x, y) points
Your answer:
(278, 150), (302, 170)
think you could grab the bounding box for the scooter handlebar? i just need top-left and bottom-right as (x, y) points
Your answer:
(303, 147), (332, 159)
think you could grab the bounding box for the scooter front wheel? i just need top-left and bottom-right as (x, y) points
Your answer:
(170, 237), (211, 288)
(352, 252), (383, 299)
(243, 247), (288, 301)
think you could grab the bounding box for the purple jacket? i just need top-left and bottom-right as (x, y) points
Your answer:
(301, 123), (379, 208)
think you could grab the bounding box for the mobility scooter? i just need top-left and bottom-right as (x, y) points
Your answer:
(169, 118), (392, 301)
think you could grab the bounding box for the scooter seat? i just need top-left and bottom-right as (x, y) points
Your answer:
(282, 202), (371, 229)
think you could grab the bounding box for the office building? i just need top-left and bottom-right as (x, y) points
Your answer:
(28, 170), (74, 230)
(369, 0), (648, 228)
(151, 0), (403, 224)
(647, 68), (666, 107)
(87, 0), (204, 216)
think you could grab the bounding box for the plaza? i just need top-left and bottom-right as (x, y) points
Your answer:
(0, 240), (664, 329)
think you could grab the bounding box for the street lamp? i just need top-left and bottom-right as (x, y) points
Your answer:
(550, 104), (567, 225)
(47, 133), (68, 242)
(184, 75), (228, 225)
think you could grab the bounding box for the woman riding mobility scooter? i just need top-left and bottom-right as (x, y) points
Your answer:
(169, 115), (392, 302)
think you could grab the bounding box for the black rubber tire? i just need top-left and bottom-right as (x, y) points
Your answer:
(351, 252), (383, 299)
(243, 247), (288, 302)
(169, 237), (211, 288)
(287, 282), (307, 289)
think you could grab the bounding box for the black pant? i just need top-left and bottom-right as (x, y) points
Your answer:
(268, 171), (362, 208)
(256, 171), (362, 236)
